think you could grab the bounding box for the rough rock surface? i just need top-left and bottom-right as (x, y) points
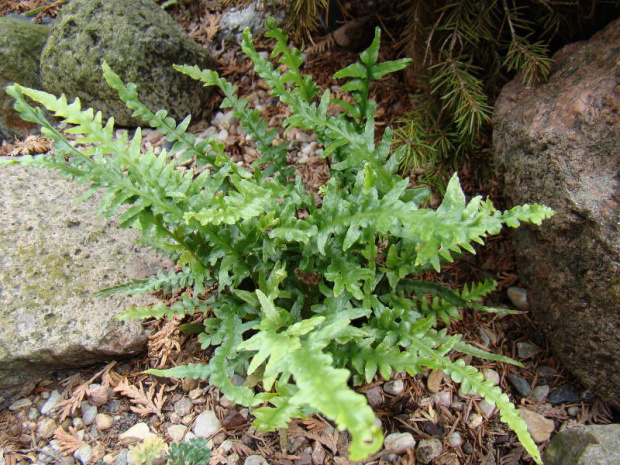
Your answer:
(543, 424), (620, 465)
(40, 0), (217, 127)
(493, 19), (620, 408)
(0, 164), (165, 396)
(0, 16), (50, 142)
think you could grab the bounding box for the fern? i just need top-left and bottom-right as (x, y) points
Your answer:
(3, 20), (553, 463)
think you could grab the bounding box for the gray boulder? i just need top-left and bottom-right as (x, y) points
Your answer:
(0, 164), (165, 396)
(493, 19), (620, 408)
(543, 424), (620, 465)
(40, 0), (217, 127)
(0, 16), (50, 142)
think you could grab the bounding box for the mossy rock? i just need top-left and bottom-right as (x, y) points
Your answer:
(0, 16), (50, 142)
(40, 0), (217, 127)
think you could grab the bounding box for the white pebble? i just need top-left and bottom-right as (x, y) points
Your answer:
(383, 379), (405, 396)
(88, 384), (109, 407)
(36, 417), (57, 439)
(244, 455), (269, 465)
(468, 413), (483, 429)
(95, 413), (114, 432)
(482, 368), (500, 386)
(384, 432), (416, 453)
(193, 410), (221, 438)
(432, 391), (452, 407)
(478, 399), (496, 418)
(9, 398), (32, 411)
(216, 129), (229, 143)
(167, 424), (187, 442)
(448, 431), (462, 447)
(80, 401), (98, 426)
(41, 390), (61, 415)
(119, 422), (154, 445)
(73, 444), (92, 465)
(507, 286), (529, 310)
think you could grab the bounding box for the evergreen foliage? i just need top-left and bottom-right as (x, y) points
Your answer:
(2, 20), (553, 462)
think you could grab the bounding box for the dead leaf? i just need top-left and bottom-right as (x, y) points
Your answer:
(114, 379), (166, 420)
(53, 426), (86, 456)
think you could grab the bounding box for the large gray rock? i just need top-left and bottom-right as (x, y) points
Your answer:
(0, 164), (164, 395)
(40, 0), (217, 127)
(543, 424), (620, 465)
(0, 16), (50, 142)
(493, 19), (620, 408)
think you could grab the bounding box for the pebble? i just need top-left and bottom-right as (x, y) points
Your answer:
(41, 390), (62, 415)
(507, 286), (529, 310)
(462, 442), (473, 454)
(549, 384), (580, 405)
(222, 410), (246, 429)
(432, 391), (452, 407)
(193, 410), (221, 438)
(567, 406), (580, 417)
(427, 370), (444, 393)
(114, 449), (129, 465)
(182, 377), (199, 393)
(467, 413), (483, 429)
(88, 384), (110, 406)
(531, 385), (550, 402)
(73, 417), (85, 429)
(74, 444), (93, 465)
(95, 413), (114, 432)
(508, 373), (532, 397)
(9, 398), (32, 411)
(174, 397), (193, 417)
(448, 431), (462, 447)
(119, 422), (153, 445)
(384, 432), (416, 453)
(478, 399), (495, 418)
(81, 401), (98, 426)
(415, 438), (443, 464)
(188, 387), (204, 400)
(167, 424), (187, 442)
(482, 368), (500, 386)
(536, 365), (558, 380)
(519, 408), (554, 443)
(28, 407), (40, 421)
(36, 417), (57, 439)
(517, 341), (541, 360)
(217, 129), (229, 143)
(365, 386), (383, 407)
(383, 379), (404, 396)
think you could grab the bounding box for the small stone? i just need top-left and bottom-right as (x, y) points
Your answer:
(531, 385), (550, 403)
(41, 390), (62, 415)
(468, 413), (483, 429)
(508, 373), (532, 397)
(73, 444), (92, 465)
(167, 424), (187, 442)
(73, 417), (84, 429)
(227, 453), (241, 465)
(182, 377), (199, 393)
(517, 341), (541, 360)
(448, 431), (462, 447)
(462, 442), (473, 454)
(365, 386), (383, 407)
(482, 368), (500, 386)
(415, 438), (443, 464)
(95, 413), (114, 431)
(244, 455), (269, 465)
(88, 384), (109, 407)
(536, 365), (558, 380)
(507, 286), (529, 310)
(218, 439), (234, 453)
(549, 385), (580, 405)
(432, 391), (452, 407)
(193, 410), (221, 438)
(188, 388), (204, 400)
(450, 401), (465, 411)
(478, 400), (495, 418)
(384, 432), (415, 453)
(36, 417), (58, 439)
(91, 444), (106, 463)
(174, 397), (193, 417)
(519, 408), (555, 443)
(81, 401), (98, 426)
(223, 410), (246, 429)
(119, 422), (154, 445)
(567, 406), (580, 417)
(9, 398), (32, 411)
(217, 129), (229, 143)
(427, 370), (444, 393)
(113, 449), (129, 465)
(383, 379), (405, 396)
(381, 453), (399, 463)
(28, 406), (40, 421)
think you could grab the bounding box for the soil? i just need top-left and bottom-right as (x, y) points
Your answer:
(0, 1), (616, 465)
